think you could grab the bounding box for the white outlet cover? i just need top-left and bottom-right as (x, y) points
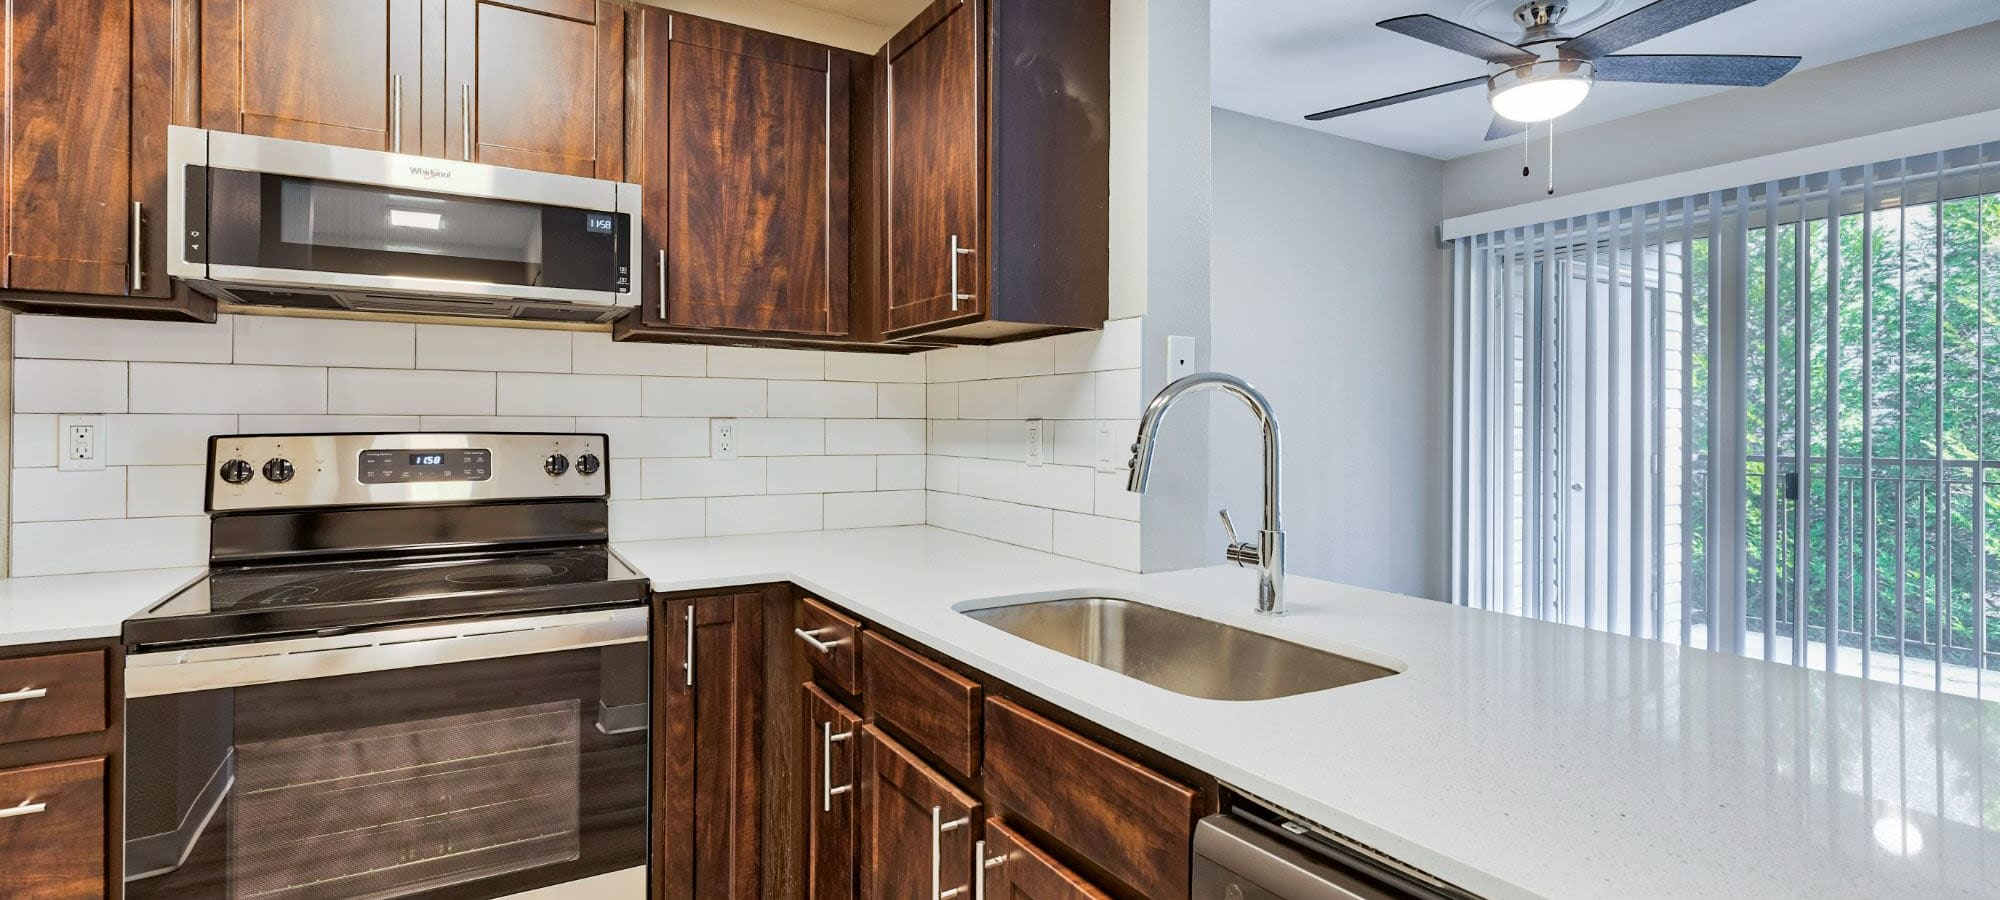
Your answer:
(58, 414), (107, 472)
(712, 419), (737, 460)
(1167, 335), (1198, 380)
(1024, 419), (1044, 467)
(1096, 422), (1121, 473)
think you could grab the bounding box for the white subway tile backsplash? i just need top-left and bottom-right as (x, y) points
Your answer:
(329, 368), (494, 416)
(498, 373), (640, 416)
(925, 346), (986, 383)
(956, 458), (1018, 502)
(1017, 374), (1096, 419)
(242, 415), (421, 433)
(877, 455), (925, 491)
(1093, 472), (1141, 520)
(927, 492), (1052, 552)
(128, 466), (207, 518)
(13, 468), (125, 522)
(986, 340), (1056, 379)
(106, 415), (239, 465)
(609, 459), (642, 500)
(132, 363), (325, 414)
(576, 417), (708, 459)
(12, 516), (206, 576)
(983, 421), (1029, 461)
(17, 359), (127, 413)
(958, 381), (1019, 419)
(644, 458), (766, 498)
(769, 381), (875, 418)
(1017, 464), (1095, 513)
(13, 415), (57, 468)
(641, 378), (767, 417)
(234, 316), (413, 368)
(826, 490), (924, 528)
(928, 420), (984, 458)
(609, 499), (706, 542)
(878, 384), (924, 419)
(1053, 512), (1139, 569)
(826, 420), (924, 454)
(419, 324), (571, 372)
(926, 384), (959, 418)
(571, 332), (706, 377)
(1094, 369), (1143, 419)
(767, 456), (874, 495)
(734, 418), (824, 456)
(925, 456), (960, 493)
(1048, 420), (1105, 468)
(1051, 317), (1142, 373)
(709, 346), (823, 380)
(17, 315), (232, 363)
(825, 352), (925, 383)
(418, 416), (576, 432)
(707, 494), (822, 536)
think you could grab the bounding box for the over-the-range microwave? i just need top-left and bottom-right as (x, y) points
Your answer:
(166, 126), (641, 322)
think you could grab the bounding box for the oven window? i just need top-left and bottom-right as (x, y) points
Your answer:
(203, 169), (625, 291)
(125, 644), (648, 899)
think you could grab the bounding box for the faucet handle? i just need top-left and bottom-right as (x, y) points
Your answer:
(1219, 510), (1258, 567)
(1219, 509), (1240, 545)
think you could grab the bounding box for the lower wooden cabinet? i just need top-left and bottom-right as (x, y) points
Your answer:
(983, 818), (1113, 900)
(861, 724), (982, 899)
(804, 682), (862, 900)
(656, 592), (764, 900)
(0, 756), (106, 900)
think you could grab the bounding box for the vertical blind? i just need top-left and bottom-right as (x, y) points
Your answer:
(1449, 140), (2000, 698)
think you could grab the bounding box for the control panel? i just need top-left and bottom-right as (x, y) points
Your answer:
(208, 433), (609, 512)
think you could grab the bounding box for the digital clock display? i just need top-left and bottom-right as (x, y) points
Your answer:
(359, 448), (491, 483)
(409, 453), (445, 466)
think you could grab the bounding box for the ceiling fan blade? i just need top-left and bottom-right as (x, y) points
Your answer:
(1304, 76), (1486, 122)
(1378, 14), (1534, 65)
(1594, 53), (1801, 85)
(1486, 116), (1527, 142)
(1562, 0), (1760, 58)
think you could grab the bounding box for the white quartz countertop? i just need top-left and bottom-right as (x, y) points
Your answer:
(613, 526), (2000, 900)
(0, 567), (206, 648)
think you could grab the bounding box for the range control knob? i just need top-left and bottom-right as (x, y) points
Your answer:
(574, 453), (601, 476)
(544, 453), (571, 477)
(262, 458), (296, 484)
(218, 459), (254, 485)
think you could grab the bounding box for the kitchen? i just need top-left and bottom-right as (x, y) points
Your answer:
(0, 0), (1997, 897)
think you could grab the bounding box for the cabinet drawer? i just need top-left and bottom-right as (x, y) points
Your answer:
(861, 632), (980, 779)
(0, 650), (107, 746)
(799, 597), (864, 695)
(983, 818), (1113, 899)
(983, 697), (1199, 899)
(0, 756), (107, 899)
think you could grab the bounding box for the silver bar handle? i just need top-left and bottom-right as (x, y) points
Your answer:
(977, 842), (1005, 899)
(794, 627), (845, 654)
(0, 687), (48, 704)
(391, 75), (403, 153)
(949, 234), (976, 311)
(820, 721), (853, 812)
(683, 605), (695, 687)
(461, 83), (473, 161)
(932, 806), (970, 900)
(657, 249), (667, 319)
(130, 202), (143, 291)
(0, 801), (47, 819)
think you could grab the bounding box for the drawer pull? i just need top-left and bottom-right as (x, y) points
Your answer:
(795, 627), (846, 654)
(0, 800), (47, 819)
(971, 839), (1005, 899)
(0, 686), (48, 703)
(821, 721), (853, 812)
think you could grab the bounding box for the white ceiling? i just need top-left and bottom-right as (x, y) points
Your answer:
(783, 0), (932, 28)
(1213, 0), (2000, 160)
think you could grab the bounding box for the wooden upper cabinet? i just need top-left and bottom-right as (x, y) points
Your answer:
(446, 0), (624, 178)
(883, 0), (981, 335)
(861, 725), (982, 900)
(201, 0), (421, 152)
(625, 10), (853, 338)
(3, 0), (175, 301)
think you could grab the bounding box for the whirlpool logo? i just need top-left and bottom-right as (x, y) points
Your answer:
(409, 166), (453, 181)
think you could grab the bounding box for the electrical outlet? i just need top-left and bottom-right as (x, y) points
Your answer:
(1167, 335), (1197, 380)
(58, 415), (106, 472)
(712, 420), (737, 460)
(1024, 419), (1044, 467)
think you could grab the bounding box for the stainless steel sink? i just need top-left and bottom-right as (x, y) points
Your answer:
(962, 596), (1396, 701)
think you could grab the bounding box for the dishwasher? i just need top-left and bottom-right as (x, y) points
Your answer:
(1193, 790), (1483, 900)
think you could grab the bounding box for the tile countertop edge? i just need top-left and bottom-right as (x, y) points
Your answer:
(0, 567), (208, 648)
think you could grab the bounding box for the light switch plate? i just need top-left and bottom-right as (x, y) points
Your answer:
(711, 420), (737, 460)
(58, 415), (106, 472)
(1096, 422), (1122, 473)
(1167, 335), (1198, 380)
(1024, 419), (1044, 467)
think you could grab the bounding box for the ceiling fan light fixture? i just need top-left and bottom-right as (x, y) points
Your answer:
(1489, 58), (1594, 122)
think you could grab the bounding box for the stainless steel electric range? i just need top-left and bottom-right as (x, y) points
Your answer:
(121, 432), (651, 900)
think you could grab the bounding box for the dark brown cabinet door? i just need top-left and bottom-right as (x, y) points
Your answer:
(861, 724), (981, 899)
(3, 0), (171, 298)
(201, 0), (421, 152)
(883, 0), (982, 334)
(446, 0), (623, 177)
(656, 593), (763, 900)
(804, 683), (862, 900)
(0, 757), (106, 900)
(982, 818), (1112, 900)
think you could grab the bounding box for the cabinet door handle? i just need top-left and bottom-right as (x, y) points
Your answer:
(973, 839), (1005, 899)
(0, 687), (47, 704)
(657, 249), (667, 319)
(683, 605), (695, 687)
(794, 627), (844, 654)
(461, 83), (474, 161)
(130, 202), (143, 292)
(932, 806), (971, 900)
(0, 800), (47, 820)
(820, 721), (853, 812)
(391, 75), (404, 153)
(948, 234), (976, 311)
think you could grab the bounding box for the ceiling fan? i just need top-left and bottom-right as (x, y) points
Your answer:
(1305, 0), (1803, 142)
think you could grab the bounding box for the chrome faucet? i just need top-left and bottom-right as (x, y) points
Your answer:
(1126, 372), (1286, 616)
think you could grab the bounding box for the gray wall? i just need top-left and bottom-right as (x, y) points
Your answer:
(1208, 108), (1446, 599)
(1442, 20), (2000, 217)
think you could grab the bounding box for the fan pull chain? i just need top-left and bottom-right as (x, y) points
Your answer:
(1522, 126), (1531, 178)
(1547, 118), (1556, 195)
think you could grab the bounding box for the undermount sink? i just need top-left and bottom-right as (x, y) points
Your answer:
(961, 595), (1397, 701)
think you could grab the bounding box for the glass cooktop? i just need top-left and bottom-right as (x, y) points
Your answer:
(124, 544), (649, 647)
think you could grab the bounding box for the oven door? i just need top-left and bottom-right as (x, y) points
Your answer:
(166, 126), (639, 307)
(123, 607), (650, 900)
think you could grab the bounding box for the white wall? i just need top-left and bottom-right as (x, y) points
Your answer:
(1208, 108), (1446, 599)
(636, 0), (899, 53)
(1442, 20), (2000, 218)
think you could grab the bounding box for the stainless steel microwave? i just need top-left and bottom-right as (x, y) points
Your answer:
(167, 126), (641, 322)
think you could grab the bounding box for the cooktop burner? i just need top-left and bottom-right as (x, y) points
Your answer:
(124, 544), (648, 648)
